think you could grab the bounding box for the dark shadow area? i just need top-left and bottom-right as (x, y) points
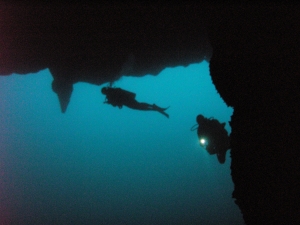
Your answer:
(1, 2), (299, 224)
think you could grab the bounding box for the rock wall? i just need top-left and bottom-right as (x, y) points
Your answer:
(208, 4), (300, 224)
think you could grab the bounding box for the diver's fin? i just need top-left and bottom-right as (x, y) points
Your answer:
(153, 104), (170, 118)
(161, 106), (170, 111)
(157, 110), (169, 118)
(221, 122), (226, 128)
(153, 104), (170, 111)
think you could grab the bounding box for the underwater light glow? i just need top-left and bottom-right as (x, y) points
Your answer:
(200, 138), (207, 146)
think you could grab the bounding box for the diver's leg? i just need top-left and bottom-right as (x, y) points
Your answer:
(131, 102), (153, 110)
(125, 100), (169, 118)
(125, 100), (153, 110)
(133, 102), (170, 118)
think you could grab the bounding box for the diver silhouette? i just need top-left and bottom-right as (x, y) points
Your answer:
(101, 87), (169, 118)
(192, 114), (230, 164)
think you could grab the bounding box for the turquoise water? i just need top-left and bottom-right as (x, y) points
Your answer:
(0, 62), (243, 224)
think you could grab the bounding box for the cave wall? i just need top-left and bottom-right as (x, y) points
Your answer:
(1, 3), (299, 224)
(208, 4), (300, 224)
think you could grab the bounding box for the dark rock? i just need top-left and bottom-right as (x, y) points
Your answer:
(209, 4), (300, 224)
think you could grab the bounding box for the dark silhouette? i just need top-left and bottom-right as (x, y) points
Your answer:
(193, 114), (230, 164)
(101, 87), (169, 118)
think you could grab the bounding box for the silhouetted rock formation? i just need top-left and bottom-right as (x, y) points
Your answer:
(1, 3), (299, 224)
(0, 2), (211, 112)
(208, 5), (299, 224)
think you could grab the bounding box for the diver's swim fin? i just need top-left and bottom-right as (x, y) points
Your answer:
(161, 106), (170, 111)
(153, 104), (170, 118)
(153, 104), (170, 111)
(157, 110), (169, 118)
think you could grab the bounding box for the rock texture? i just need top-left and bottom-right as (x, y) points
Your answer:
(1, 3), (299, 224)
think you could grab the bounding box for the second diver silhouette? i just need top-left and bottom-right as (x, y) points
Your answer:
(101, 87), (169, 118)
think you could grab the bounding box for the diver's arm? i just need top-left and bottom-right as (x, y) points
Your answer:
(103, 96), (114, 105)
(104, 97), (122, 108)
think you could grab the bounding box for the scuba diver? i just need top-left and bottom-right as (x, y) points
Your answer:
(191, 114), (230, 164)
(101, 87), (169, 118)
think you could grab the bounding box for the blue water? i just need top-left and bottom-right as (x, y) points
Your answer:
(0, 62), (243, 224)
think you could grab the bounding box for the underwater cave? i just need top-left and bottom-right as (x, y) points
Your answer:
(0, 2), (299, 225)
